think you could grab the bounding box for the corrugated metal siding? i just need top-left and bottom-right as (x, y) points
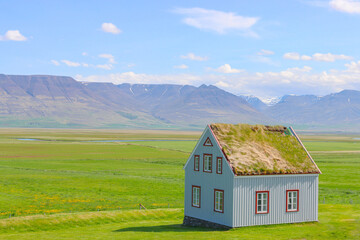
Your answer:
(232, 175), (319, 227)
(184, 128), (234, 227)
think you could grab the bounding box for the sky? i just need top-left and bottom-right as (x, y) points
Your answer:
(1, 0), (360, 100)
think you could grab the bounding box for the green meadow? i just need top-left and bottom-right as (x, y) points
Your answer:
(0, 128), (359, 239)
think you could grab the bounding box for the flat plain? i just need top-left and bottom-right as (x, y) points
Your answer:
(0, 128), (359, 239)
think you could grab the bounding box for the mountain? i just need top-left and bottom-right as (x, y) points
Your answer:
(86, 82), (269, 127)
(0, 74), (269, 129)
(263, 90), (360, 128)
(240, 95), (268, 112)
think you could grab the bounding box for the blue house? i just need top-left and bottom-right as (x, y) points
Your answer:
(183, 123), (321, 228)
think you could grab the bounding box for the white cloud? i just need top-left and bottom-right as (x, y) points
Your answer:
(257, 49), (274, 56)
(283, 52), (301, 60)
(61, 60), (81, 67)
(0, 30), (27, 41)
(345, 60), (360, 72)
(174, 7), (259, 34)
(99, 53), (116, 63)
(51, 60), (60, 66)
(209, 64), (244, 73)
(312, 53), (353, 62)
(101, 23), (122, 34)
(283, 52), (353, 62)
(181, 53), (208, 61)
(214, 81), (230, 88)
(174, 64), (188, 69)
(82, 52), (88, 56)
(75, 61), (360, 99)
(96, 64), (113, 70)
(330, 0), (360, 14)
(127, 63), (136, 68)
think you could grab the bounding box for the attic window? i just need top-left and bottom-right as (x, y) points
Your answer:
(256, 191), (269, 214)
(194, 155), (200, 171)
(203, 137), (213, 146)
(203, 154), (212, 173)
(286, 190), (299, 212)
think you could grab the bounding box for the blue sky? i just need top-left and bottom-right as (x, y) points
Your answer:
(1, 0), (360, 99)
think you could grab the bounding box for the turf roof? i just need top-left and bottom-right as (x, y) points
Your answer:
(210, 123), (320, 175)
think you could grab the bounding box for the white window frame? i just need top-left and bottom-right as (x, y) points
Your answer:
(203, 154), (212, 173)
(192, 186), (201, 208)
(256, 191), (269, 214)
(214, 189), (224, 213)
(216, 157), (222, 174)
(194, 155), (199, 171)
(286, 190), (299, 212)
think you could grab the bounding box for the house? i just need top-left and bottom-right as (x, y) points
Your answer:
(183, 123), (321, 228)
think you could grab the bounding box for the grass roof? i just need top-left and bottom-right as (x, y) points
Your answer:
(210, 123), (320, 175)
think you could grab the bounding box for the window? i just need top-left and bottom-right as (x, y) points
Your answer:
(192, 186), (201, 208)
(203, 137), (213, 146)
(256, 191), (269, 214)
(286, 190), (299, 212)
(216, 157), (222, 174)
(194, 155), (200, 171)
(214, 189), (224, 213)
(203, 154), (212, 173)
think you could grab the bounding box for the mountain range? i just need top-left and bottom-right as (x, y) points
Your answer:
(1, 74), (360, 130)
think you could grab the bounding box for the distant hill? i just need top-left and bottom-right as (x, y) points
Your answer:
(2, 74), (360, 130)
(264, 90), (360, 128)
(0, 74), (268, 129)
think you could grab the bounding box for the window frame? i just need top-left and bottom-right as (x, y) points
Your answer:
(194, 155), (200, 171)
(203, 153), (212, 173)
(216, 157), (222, 174)
(191, 185), (201, 208)
(203, 137), (213, 146)
(286, 189), (299, 212)
(214, 189), (224, 213)
(255, 191), (269, 214)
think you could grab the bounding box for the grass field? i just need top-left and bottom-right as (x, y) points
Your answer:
(0, 128), (359, 239)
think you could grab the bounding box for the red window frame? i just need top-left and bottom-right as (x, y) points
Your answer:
(214, 189), (224, 213)
(203, 137), (213, 146)
(194, 155), (200, 171)
(255, 191), (269, 214)
(286, 189), (299, 212)
(191, 185), (201, 208)
(203, 153), (212, 173)
(216, 157), (222, 174)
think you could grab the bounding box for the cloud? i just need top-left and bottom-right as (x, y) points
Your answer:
(181, 53), (208, 61)
(98, 53), (116, 63)
(312, 53), (353, 62)
(82, 52), (88, 56)
(209, 64), (244, 73)
(174, 7), (259, 34)
(257, 49), (274, 56)
(330, 0), (360, 14)
(96, 64), (113, 70)
(101, 23), (122, 34)
(174, 64), (188, 69)
(0, 30), (27, 41)
(75, 60), (360, 99)
(61, 60), (81, 67)
(283, 52), (353, 62)
(51, 60), (60, 66)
